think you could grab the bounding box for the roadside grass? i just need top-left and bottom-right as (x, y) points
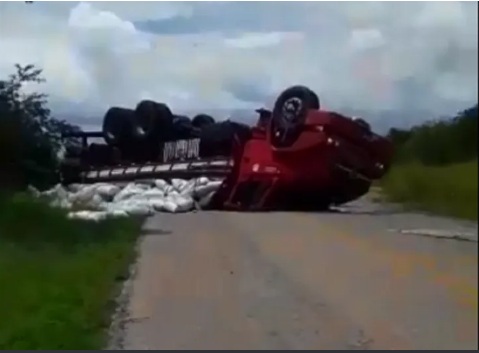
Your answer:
(379, 160), (478, 220)
(0, 193), (142, 349)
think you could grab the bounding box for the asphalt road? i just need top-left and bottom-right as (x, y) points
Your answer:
(118, 197), (478, 350)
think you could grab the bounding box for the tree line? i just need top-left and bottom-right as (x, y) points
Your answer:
(387, 105), (478, 166)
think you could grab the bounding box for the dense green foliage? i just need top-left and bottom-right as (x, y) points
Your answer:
(387, 105), (478, 165)
(0, 64), (81, 190)
(381, 105), (478, 220)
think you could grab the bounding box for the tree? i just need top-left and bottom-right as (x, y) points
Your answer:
(0, 64), (81, 190)
(386, 105), (478, 165)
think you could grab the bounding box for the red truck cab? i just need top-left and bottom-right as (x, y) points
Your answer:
(213, 87), (394, 211)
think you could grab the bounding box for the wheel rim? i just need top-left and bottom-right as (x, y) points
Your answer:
(281, 97), (303, 124)
(273, 97), (303, 144)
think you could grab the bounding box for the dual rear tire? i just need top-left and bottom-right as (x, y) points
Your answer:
(269, 85), (320, 148)
(102, 102), (218, 146)
(103, 101), (175, 146)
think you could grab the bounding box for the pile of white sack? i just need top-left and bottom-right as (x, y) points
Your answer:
(28, 177), (223, 222)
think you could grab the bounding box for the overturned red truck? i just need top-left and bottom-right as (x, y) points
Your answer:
(60, 86), (394, 211)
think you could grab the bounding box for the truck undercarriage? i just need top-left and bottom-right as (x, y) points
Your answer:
(60, 86), (394, 211)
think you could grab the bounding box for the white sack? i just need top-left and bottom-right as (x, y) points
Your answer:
(105, 209), (129, 218)
(163, 184), (177, 195)
(167, 194), (194, 212)
(194, 180), (223, 199)
(67, 183), (84, 193)
(148, 198), (166, 211)
(31, 177), (223, 220)
(42, 184), (68, 201)
(154, 179), (168, 190)
(86, 194), (105, 210)
(171, 178), (190, 193)
(69, 184), (99, 204)
(198, 191), (216, 209)
(68, 187), (105, 210)
(113, 183), (146, 202)
(95, 184), (121, 200)
(179, 179), (199, 197)
(162, 200), (179, 213)
(67, 210), (108, 222)
(196, 177), (210, 186)
(108, 199), (155, 217)
(139, 188), (165, 199)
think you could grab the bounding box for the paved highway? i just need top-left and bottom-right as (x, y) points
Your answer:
(114, 196), (478, 350)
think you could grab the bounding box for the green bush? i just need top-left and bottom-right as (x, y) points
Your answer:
(381, 160), (478, 220)
(387, 105), (477, 166)
(0, 64), (82, 191)
(381, 105), (478, 219)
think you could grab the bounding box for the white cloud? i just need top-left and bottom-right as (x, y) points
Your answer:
(349, 28), (385, 51)
(91, 1), (193, 22)
(0, 1), (477, 128)
(224, 32), (299, 49)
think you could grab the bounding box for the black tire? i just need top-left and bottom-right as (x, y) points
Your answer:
(270, 86), (320, 148)
(102, 107), (136, 146)
(133, 100), (173, 141)
(199, 121), (251, 158)
(170, 115), (198, 140)
(87, 143), (116, 166)
(192, 114), (215, 129)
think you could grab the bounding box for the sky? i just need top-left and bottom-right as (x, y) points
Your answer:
(0, 1), (477, 130)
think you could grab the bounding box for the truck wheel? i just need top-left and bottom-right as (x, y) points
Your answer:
(102, 107), (136, 146)
(192, 114), (215, 129)
(171, 115), (198, 140)
(270, 86), (320, 147)
(133, 100), (174, 141)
